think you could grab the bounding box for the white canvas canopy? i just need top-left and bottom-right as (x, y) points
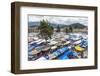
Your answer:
(37, 39), (46, 44)
(31, 49), (41, 55)
(51, 46), (57, 50)
(49, 41), (58, 45)
(73, 40), (82, 45)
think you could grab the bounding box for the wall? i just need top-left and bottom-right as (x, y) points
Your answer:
(0, 0), (99, 76)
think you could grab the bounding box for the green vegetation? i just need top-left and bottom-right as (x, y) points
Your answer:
(65, 27), (69, 33)
(65, 26), (73, 33)
(56, 25), (60, 32)
(69, 26), (73, 32)
(38, 19), (54, 40)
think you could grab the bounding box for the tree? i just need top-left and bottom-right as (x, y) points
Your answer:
(56, 25), (60, 32)
(65, 27), (69, 33)
(38, 19), (54, 41)
(69, 26), (73, 32)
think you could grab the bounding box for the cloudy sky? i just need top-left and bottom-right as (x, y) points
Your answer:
(28, 15), (88, 26)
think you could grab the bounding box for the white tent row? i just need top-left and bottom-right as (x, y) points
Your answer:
(29, 39), (46, 45)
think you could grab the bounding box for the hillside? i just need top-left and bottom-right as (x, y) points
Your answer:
(28, 22), (87, 29)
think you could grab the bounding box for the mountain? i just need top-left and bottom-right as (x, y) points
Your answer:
(28, 22), (40, 27)
(69, 23), (87, 29)
(28, 22), (87, 29)
(28, 21), (67, 28)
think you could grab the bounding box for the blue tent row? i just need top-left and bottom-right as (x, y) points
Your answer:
(53, 47), (69, 56)
(58, 49), (78, 60)
(80, 39), (88, 48)
(45, 47), (69, 59)
(28, 43), (42, 52)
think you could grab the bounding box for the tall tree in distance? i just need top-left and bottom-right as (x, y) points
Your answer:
(69, 26), (73, 32)
(56, 25), (60, 32)
(65, 27), (69, 33)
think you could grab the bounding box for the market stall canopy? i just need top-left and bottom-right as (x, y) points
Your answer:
(75, 45), (85, 52)
(48, 41), (58, 45)
(32, 49), (41, 55)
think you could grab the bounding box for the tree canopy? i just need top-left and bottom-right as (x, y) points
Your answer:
(38, 19), (54, 40)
